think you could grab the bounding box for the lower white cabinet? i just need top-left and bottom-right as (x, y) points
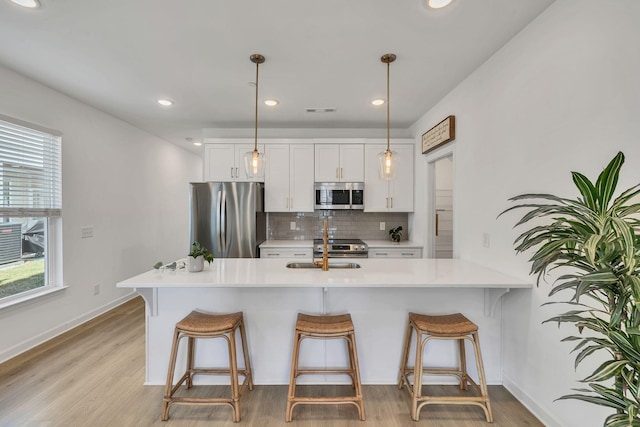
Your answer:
(260, 248), (313, 258)
(368, 248), (422, 258)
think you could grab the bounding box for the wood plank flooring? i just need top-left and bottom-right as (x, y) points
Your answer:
(0, 297), (543, 426)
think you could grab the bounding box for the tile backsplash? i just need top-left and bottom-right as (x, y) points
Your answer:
(267, 211), (409, 241)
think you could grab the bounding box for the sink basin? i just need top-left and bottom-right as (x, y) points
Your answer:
(286, 262), (361, 269)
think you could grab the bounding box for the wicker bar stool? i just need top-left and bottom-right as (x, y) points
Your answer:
(286, 313), (365, 422)
(161, 311), (253, 422)
(398, 312), (493, 422)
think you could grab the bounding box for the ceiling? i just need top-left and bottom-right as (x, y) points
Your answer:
(0, 0), (554, 153)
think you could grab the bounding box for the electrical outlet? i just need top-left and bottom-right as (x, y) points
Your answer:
(290, 221), (296, 230)
(379, 222), (385, 231)
(93, 284), (100, 295)
(81, 226), (94, 239)
(482, 233), (491, 248)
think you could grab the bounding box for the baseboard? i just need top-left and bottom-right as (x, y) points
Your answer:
(0, 292), (138, 364)
(503, 374), (565, 427)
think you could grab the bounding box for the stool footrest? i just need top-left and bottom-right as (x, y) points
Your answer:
(296, 368), (355, 375)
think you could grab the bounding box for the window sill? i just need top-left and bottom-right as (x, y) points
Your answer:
(0, 285), (68, 312)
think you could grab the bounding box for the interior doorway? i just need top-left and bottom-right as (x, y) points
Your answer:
(431, 154), (454, 258)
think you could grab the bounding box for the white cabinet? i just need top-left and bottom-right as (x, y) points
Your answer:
(260, 248), (313, 258)
(314, 144), (364, 182)
(204, 143), (265, 181)
(265, 144), (314, 212)
(368, 247), (422, 258)
(364, 143), (414, 212)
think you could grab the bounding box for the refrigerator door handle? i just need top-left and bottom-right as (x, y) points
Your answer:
(216, 190), (223, 252)
(221, 191), (227, 254)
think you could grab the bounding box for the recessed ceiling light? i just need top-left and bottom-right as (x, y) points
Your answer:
(427, 0), (453, 9)
(157, 99), (174, 107)
(264, 99), (279, 106)
(10, 0), (40, 8)
(371, 99), (385, 106)
(193, 141), (203, 146)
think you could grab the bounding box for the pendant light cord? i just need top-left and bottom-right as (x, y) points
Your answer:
(254, 60), (259, 152)
(386, 60), (390, 152)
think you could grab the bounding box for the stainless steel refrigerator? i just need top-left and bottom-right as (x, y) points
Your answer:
(189, 182), (266, 258)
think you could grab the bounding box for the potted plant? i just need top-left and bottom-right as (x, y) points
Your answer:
(389, 226), (403, 243)
(187, 241), (214, 272)
(501, 152), (640, 426)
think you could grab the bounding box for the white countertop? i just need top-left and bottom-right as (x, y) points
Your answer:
(117, 258), (530, 289)
(259, 239), (422, 249)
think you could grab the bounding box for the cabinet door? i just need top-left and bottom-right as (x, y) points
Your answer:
(314, 144), (340, 182)
(204, 144), (236, 181)
(368, 248), (422, 258)
(340, 144), (364, 181)
(289, 144), (315, 212)
(265, 144), (291, 212)
(364, 144), (390, 212)
(388, 144), (414, 212)
(260, 248), (313, 258)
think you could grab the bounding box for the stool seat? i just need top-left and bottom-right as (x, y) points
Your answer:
(398, 312), (493, 422)
(409, 312), (478, 336)
(161, 310), (253, 423)
(286, 312), (365, 422)
(295, 313), (354, 334)
(176, 311), (242, 334)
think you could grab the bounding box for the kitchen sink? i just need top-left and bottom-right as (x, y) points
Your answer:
(286, 262), (361, 269)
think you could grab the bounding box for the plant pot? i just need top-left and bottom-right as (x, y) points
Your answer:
(186, 255), (204, 272)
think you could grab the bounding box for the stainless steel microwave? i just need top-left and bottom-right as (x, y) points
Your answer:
(314, 182), (364, 210)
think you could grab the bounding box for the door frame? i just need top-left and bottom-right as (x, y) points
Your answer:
(424, 145), (456, 258)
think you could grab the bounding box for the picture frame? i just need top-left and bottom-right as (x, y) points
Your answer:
(421, 115), (455, 154)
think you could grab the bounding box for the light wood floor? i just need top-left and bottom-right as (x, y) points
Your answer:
(0, 297), (543, 426)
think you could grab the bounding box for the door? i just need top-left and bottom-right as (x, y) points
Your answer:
(339, 144), (364, 181)
(315, 144), (341, 182)
(189, 182), (223, 258)
(204, 145), (235, 181)
(289, 144), (314, 212)
(434, 156), (453, 258)
(265, 144), (290, 212)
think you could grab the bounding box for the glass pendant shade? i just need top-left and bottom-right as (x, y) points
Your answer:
(244, 149), (265, 179)
(378, 149), (398, 180)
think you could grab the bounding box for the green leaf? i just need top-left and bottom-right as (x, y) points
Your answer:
(594, 151), (624, 213)
(572, 171), (598, 211)
(582, 360), (628, 382)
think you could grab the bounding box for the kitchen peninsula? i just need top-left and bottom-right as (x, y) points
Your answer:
(117, 258), (530, 386)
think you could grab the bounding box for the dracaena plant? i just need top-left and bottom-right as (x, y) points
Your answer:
(501, 152), (640, 427)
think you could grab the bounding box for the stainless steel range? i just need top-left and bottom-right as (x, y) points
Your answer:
(313, 238), (368, 259)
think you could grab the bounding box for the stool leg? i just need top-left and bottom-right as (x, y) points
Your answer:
(286, 330), (302, 422)
(471, 332), (493, 423)
(411, 330), (424, 421)
(458, 338), (468, 391)
(238, 318), (254, 391)
(227, 329), (241, 422)
(186, 336), (195, 388)
(161, 328), (181, 421)
(347, 331), (366, 421)
(398, 320), (413, 390)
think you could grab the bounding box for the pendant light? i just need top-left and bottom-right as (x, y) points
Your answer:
(244, 54), (266, 178)
(378, 53), (397, 180)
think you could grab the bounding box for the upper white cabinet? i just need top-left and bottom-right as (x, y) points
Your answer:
(364, 142), (414, 212)
(265, 144), (314, 212)
(314, 144), (364, 182)
(204, 143), (265, 182)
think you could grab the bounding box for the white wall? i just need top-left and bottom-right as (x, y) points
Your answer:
(0, 64), (202, 362)
(410, 1), (640, 426)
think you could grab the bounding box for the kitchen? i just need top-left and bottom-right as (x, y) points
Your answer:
(1, 1), (639, 427)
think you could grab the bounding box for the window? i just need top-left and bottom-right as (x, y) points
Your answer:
(0, 115), (61, 302)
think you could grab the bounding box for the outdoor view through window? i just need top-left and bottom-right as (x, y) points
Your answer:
(0, 117), (61, 301)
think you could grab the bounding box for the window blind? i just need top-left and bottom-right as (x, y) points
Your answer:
(0, 118), (62, 217)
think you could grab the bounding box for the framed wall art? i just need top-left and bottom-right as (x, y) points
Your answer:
(422, 115), (455, 154)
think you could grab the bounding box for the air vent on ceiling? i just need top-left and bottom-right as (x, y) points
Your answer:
(305, 107), (337, 113)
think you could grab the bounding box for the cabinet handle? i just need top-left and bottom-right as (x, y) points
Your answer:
(340, 167), (344, 179)
(290, 197), (293, 209)
(293, 253), (306, 256)
(285, 197), (289, 209)
(390, 197), (393, 208)
(231, 167), (234, 178)
(235, 167), (239, 178)
(436, 213), (439, 236)
(267, 253), (280, 256)
(402, 252), (414, 256)
(377, 252), (388, 256)
(336, 167), (339, 179)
